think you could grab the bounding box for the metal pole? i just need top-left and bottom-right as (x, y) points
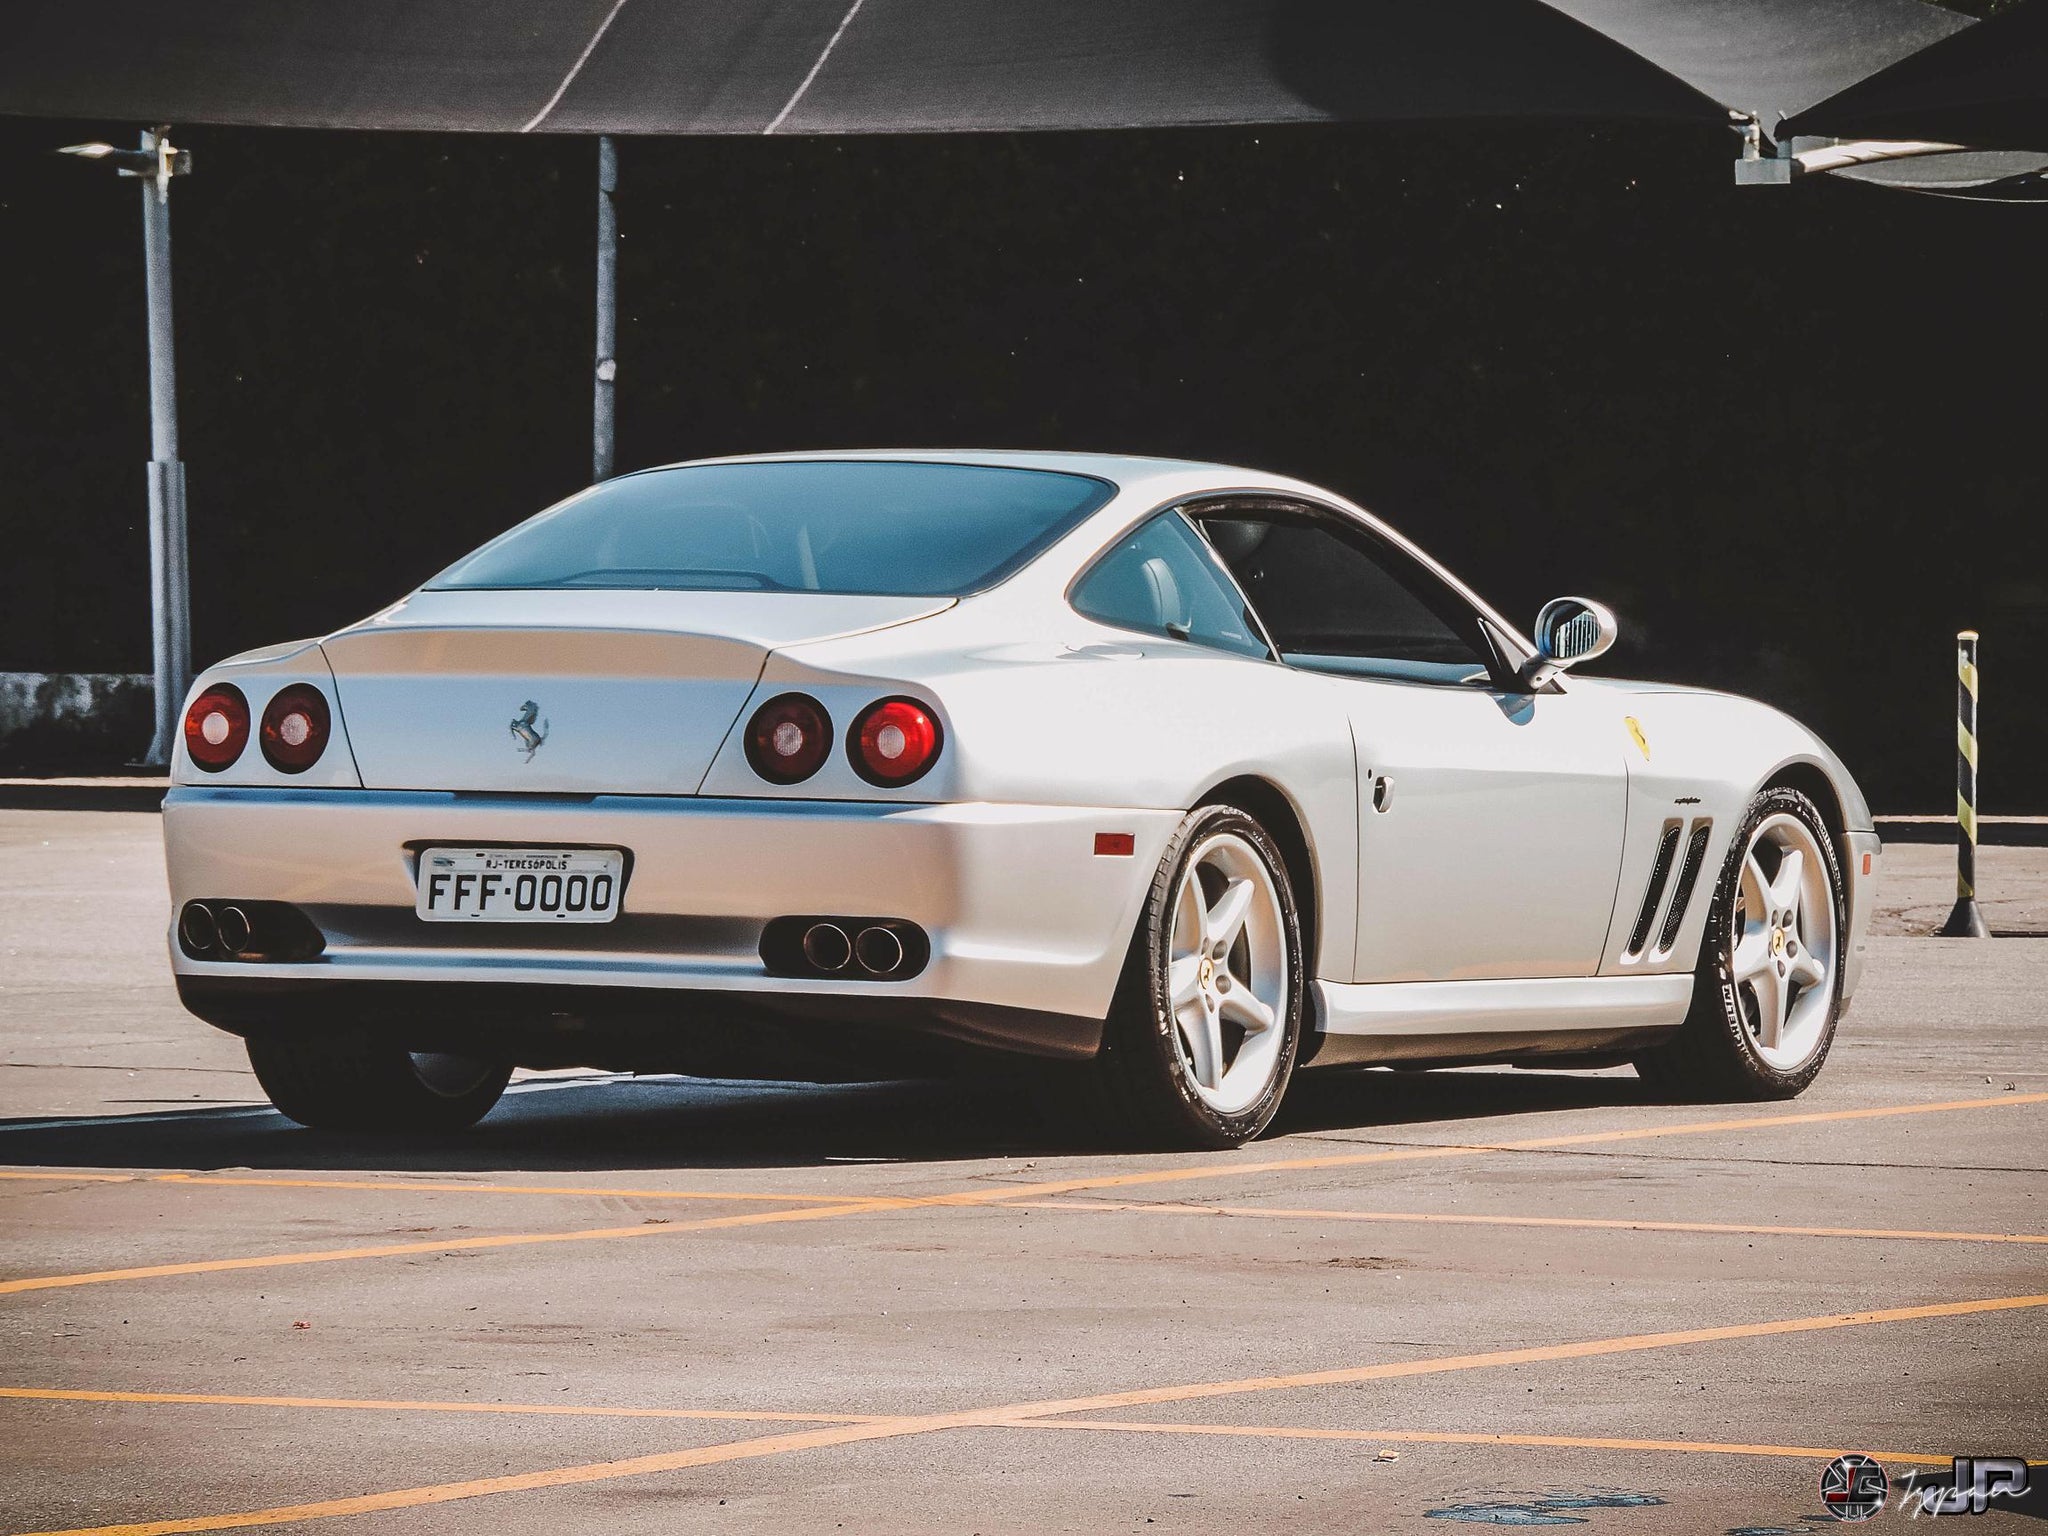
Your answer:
(140, 126), (191, 767)
(593, 134), (618, 483)
(1940, 629), (1989, 937)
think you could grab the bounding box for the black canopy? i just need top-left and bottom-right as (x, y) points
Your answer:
(1784, 1), (2048, 153)
(0, 0), (1968, 136)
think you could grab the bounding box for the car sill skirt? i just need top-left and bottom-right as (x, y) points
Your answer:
(1309, 973), (1691, 1068)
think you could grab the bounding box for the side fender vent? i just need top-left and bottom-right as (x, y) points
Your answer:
(1655, 820), (1715, 957)
(1624, 821), (1684, 958)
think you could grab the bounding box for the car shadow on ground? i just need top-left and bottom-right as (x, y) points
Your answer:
(0, 1066), (1675, 1176)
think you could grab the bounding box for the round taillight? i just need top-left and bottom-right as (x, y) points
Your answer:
(849, 697), (942, 787)
(259, 684), (331, 774)
(744, 693), (833, 785)
(183, 684), (250, 772)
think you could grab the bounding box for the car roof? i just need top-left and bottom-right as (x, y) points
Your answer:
(649, 448), (1316, 498)
(627, 450), (1532, 658)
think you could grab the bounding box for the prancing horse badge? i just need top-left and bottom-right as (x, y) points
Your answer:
(1625, 715), (1650, 761)
(510, 700), (549, 761)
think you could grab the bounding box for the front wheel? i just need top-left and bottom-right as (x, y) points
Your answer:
(1634, 785), (1845, 1100)
(1095, 803), (1305, 1148)
(246, 1032), (512, 1133)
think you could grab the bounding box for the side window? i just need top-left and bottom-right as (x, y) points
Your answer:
(1196, 512), (1495, 685)
(1071, 513), (1271, 660)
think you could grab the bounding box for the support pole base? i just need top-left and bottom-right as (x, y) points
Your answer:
(1938, 898), (1991, 938)
(139, 457), (191, 770)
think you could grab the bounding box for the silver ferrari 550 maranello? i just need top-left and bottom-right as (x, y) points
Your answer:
(165, 451), (1880, 1146)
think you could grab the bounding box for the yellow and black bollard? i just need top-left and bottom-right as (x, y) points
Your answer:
(1940, 629), (1990, 937)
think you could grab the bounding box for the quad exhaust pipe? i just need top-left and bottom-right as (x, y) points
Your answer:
(175, 899), (326, 963)
(853, 924), (905, 976)
(799, 921), (912, 977)
(178, 901), (219, 955)
(215, 904), (255, 955)
(772, 917), (927, 981)
(801, 921), (853, 972)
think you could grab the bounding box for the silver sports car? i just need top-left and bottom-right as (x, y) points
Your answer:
(165, 452), (1880, 1146)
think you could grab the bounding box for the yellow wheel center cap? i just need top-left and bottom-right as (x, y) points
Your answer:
(1198, 958), (1214, 986)
(1771, 927), (1787, 955)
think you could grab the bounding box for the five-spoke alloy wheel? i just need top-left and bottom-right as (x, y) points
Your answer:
(1166, 830), (1291, 1115)
(1729, 812), (1838, 1070)
(1635, 785), (1846, 1099)
(1099, 802), (1304, 1147)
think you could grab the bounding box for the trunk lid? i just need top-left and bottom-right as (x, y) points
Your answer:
(321, 589), (949, 793)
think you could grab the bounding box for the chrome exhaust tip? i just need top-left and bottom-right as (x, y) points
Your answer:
(854, 925), (906, 976)
(178, 901), (218, 954)
(215, 904), (255, 955)
(801, 921), (852, 973)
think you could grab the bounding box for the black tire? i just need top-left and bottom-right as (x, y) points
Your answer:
(1633, 786), (1845, 1101)
(1093, 803), (1305, 1149)
(246, 1032), (511, 1133)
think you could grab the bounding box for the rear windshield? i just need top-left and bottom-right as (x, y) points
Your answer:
(429, 460), (1117, 596)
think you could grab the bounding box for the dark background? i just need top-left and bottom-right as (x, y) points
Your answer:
(1, 115), (2040, 810)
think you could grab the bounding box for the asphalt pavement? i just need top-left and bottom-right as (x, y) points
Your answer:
(1, 810), (2043, 1534)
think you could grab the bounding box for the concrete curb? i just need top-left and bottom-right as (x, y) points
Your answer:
(0, 777), (169, 811)
(1875, 816), (2048, 848)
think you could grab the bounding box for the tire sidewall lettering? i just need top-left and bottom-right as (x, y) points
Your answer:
(1711, 788), (1845, 1086)
(1147, 805), (1304, 1140)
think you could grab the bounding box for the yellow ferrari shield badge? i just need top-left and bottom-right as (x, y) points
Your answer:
(1625, 715), (1650, 761)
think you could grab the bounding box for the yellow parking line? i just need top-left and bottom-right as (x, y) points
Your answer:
(153, 1173), (868, 1204)
(4, 1092), (2039, 1297)
(9, 1418), (941, 1536)
(1007, 1197), (2048, 1246)
(0, 1199), (898, 1296)
(1034, 1419), (1962, 1466)
(951, 1092), (2048, 1204)
(1, 1169), (895, 1205)
(0, 1385), (881, 1425)
(976, 1291), (2048, 1419)
(0, 1384), (1971, 1467)
(17, 1290), (2047, 1536)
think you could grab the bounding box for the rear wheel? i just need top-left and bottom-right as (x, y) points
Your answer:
(246, 1033), (511, 1133)
(1634, 786), (1844, 1100)
(1094, 803), (1304, 1148)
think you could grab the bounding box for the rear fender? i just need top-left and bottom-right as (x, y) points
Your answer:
(730, 614), (1360, 981)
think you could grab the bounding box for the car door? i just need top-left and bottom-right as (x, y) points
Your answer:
(1193, 506), (1631, 983)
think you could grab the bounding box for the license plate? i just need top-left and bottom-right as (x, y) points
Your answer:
(416, 847), (624, 923)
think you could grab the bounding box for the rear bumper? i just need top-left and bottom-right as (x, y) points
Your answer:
(175, 975), (1102, 1072)
(163, 787), (1179, 1059)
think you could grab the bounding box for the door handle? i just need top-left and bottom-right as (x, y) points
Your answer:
(1372, 774), (1394, 813)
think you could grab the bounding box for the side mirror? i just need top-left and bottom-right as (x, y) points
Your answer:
(1521, 596), (1617, 689)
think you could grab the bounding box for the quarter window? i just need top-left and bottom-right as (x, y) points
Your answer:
(1071, 514), (1270, 660)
